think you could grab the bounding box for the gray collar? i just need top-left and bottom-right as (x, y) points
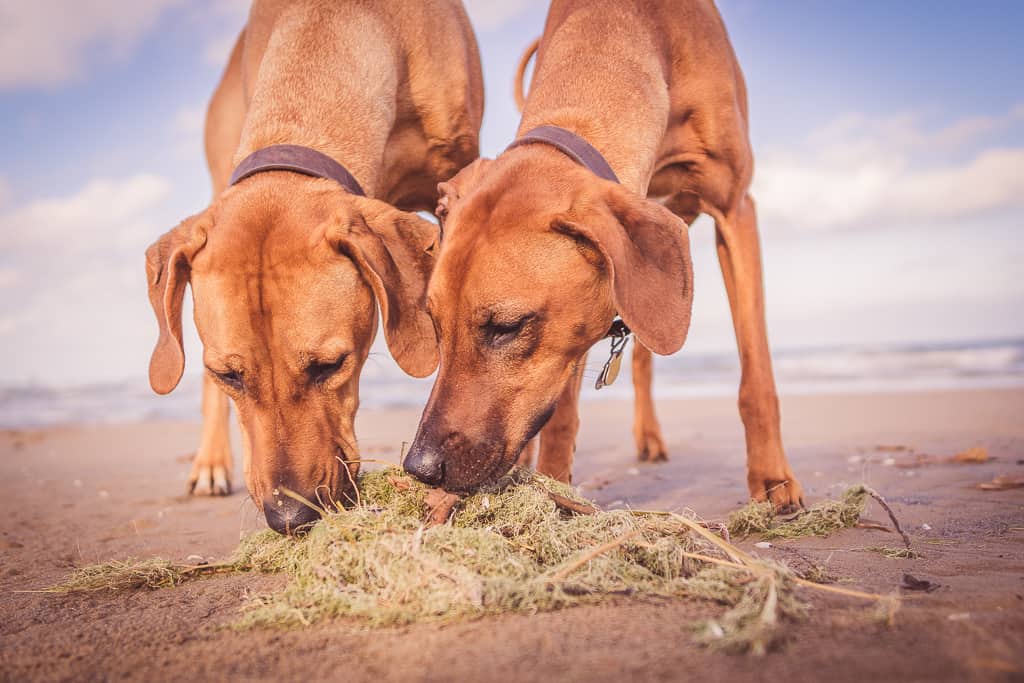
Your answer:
(229, 144), (365, 196)
(506, 125), (619, 183)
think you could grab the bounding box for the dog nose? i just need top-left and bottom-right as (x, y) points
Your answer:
(262, 497), (321, 535)
(403, 444), (445, 486)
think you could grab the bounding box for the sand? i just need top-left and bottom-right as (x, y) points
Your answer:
(1, 388), (1023, 682)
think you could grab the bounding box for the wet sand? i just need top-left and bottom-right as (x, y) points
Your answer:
(1, 388), (1022, 681)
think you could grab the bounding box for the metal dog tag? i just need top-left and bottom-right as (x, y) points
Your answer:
(595, 332), (629, 390)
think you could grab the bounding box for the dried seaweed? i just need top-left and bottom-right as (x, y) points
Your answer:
(49, 468), (891, 654)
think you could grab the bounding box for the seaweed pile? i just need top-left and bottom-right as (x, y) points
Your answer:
(49, 468), (892, 654)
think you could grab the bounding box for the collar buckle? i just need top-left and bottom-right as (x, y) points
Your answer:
(595, 318), (630, 390)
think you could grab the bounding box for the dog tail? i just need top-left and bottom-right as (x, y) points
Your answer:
(513, 38), (540, 113)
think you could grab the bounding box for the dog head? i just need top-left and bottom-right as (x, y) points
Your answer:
(403, 150), (693, 491)
(146, 173), (438, 532)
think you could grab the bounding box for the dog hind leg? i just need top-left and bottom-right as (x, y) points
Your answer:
(631, 344), (667, 461)
(713, 194), (803, 511)
(628, 187), (701, 463)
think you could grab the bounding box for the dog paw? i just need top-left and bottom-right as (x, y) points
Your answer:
(635, 429), (668, 463)
(748, 465), (804, 514)
(188, 447), (232, 496)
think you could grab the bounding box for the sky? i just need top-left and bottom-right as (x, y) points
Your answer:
(0, 0), (1022, 387)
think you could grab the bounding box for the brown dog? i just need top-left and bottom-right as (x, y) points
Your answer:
(146, 0), (483, 533)
(402, 0), (803, 511)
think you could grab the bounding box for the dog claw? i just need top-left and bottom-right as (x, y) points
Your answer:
(212, 467), (231, 495)
(188, 462), (233, 497)
(635, 431), (668, 463)
(750, 472), (805, 513)
(640, 449), (669, 463)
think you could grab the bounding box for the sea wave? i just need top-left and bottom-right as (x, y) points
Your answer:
(2, 338), (1022, 428)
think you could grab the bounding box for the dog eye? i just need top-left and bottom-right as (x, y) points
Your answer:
(308, 355), (348, 387)
(484, 314), (534, 347)
(209, 368), (243, 392)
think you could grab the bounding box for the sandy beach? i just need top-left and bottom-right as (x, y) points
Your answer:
(1, 387), (1022, 681)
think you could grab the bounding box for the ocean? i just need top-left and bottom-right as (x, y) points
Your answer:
(2, 337), (1022, 429)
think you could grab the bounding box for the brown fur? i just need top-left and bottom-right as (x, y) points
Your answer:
(144, 0), (482, 532)
(404, 0), (803, 511)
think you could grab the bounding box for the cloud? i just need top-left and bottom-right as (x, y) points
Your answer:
(889, 148), (1024, 221)
(0, 174), (171, 251)
(0, 0), (186, 89)
(195, 0), (248, 66)
(463, 0), (545, 30)
(753, 105), (1024, 231)
(0, 268), (20, 289)
(173, 105), (206, 136)
(0, 174), (176, 383)
(168, 104), (208, 163)
(205, 32), (240, 67)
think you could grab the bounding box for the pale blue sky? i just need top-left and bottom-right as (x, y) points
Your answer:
(0, 0), (1022, 386)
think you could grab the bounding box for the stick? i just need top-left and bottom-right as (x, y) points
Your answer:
(668, 513), (752, 565)
(792, 576), (894, 602)
(177, 562), (238, 575)
(547, 492), (598, 516)
(548, 530), (641, 582)
(862, 487), (912, 550)
(345, 458), (401, 467)
(424, 488), (461, 527)
(678, 551), (892, 602)
(629, 509), (731, 535)
(339, 459), (361, 508)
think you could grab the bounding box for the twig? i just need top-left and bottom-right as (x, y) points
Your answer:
(794, 577), (895, 602)
(424, 489), (461, 527)
(548, 530), (641, 581)
(177, 562), (238, 575)
(862, 487), (912, 550)
(340, 458), (361, 508)
(679, 551), (747, 571)
(771, 545), (833, 582)
(629, 509), (730, 535)
(677, 551), (892, 602)
(668, 513), (752, 565)
(278, 487), (328, 515)
(547, 492), (598, 515)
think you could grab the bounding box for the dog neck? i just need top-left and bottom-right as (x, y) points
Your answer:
(507, 125), (620, 184)
(515, 7), (671, 194)
(235, 5), (400, 198)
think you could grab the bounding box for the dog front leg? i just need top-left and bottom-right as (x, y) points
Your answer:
(189, 374), (234, 496)
(631, 344), (667, 462)
(714, 194), (803, 511)
(536, 360), (586, 484)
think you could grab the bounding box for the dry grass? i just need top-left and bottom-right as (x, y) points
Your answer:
(48, 468), (891, 654)
(866, 546), (922, 560)
(727, 486), (869, 540)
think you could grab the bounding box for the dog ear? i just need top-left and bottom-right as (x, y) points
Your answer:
(554, 182), (694, 355)
(328, 197), (440, 377)
(436, 157), (494, 224)
(145, 213), (210, 394)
